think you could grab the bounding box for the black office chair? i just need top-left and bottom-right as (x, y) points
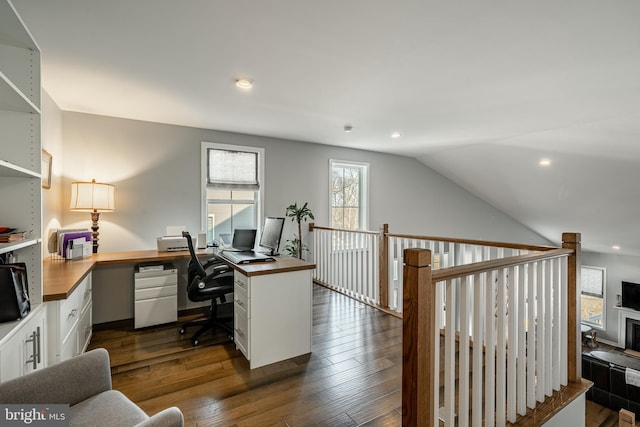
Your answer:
(179, 231), (234, 346)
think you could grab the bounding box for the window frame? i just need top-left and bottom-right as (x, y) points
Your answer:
(580, 265), (606, 330)
(329, 159), (369, 231)
(201, 142), (264, 239)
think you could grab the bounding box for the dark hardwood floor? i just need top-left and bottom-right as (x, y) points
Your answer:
(89, 284), (629, 426)
(89, 284), (403, 426)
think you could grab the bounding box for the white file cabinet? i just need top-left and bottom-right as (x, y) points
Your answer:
(134, 263), (177, 329)
(233, 268), (312, 369)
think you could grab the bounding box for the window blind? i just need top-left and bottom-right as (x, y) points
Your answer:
(207, 148), (259, 190)
(581, 266), (604, 297)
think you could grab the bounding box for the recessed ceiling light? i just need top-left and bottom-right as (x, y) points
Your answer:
(344, 124), (353, 133)
(613, 245), (621, 250)
(391, 132), (401, 139)
(539, 158), (551, 166)
(235, 78), (253, 89)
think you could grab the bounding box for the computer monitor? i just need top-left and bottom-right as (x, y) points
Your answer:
(231, 229), (257, 251)
(259, 217), (285, 256)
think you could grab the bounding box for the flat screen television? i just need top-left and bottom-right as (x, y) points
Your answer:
(259, 217), (285, 256)
(622, 281), (640, 311)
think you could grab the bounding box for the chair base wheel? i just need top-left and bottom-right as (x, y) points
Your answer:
(192, 338), (199, 346)
(179, 327), (185, 334)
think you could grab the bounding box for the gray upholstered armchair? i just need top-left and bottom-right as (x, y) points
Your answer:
(0, 348), (184, 427)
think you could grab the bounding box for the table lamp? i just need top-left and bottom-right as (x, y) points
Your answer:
(69, 179), (115, 253)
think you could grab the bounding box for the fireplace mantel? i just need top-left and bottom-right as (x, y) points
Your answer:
(616, 306), (640, 347)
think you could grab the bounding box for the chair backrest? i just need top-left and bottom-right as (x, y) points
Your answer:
(182, 231), (233, 303)
(182, 231), (206, 282)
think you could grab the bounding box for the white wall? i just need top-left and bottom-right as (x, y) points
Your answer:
(57, 111), (553, 322)
(41, 90), (63, 257)
(48, 110), (640, 339)
(60, 111), (550, 254)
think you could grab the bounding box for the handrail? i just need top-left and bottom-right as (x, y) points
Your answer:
(387, 232), (558, 252)
(309, 223), (380, 236)
(309, 223), (560, 252)
(431, 248), (573, 282)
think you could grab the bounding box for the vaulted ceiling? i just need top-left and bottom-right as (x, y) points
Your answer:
(13, 0), (640, 255)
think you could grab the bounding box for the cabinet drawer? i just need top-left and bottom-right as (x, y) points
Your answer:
(234, 286), (249, 315)
(134, 295), (177, 329)
(234, 272), (248, 293)
(134, 274), (177, 289)
(60, 326), (78, 361)
(135, 285), (176, 301)
(58, 275), (90, 341)
(80, 276), (92, 309)
(234, 304), (249, 358)
(77, 301), (92, 354)
(58, 300), (80, 343)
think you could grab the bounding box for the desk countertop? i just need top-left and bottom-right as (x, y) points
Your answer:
(43, 249), (315, 302)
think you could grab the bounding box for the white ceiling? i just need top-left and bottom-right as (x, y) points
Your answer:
(12, 0), (640, 255)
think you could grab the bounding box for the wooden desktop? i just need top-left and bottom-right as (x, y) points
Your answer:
(43, 249), (315, 369)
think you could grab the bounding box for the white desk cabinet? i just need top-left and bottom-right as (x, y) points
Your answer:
(46, 273), (92, 364)
(233, 268), (312, 369)
(0, 304), (47, 382)
(134, 264), (177, 329)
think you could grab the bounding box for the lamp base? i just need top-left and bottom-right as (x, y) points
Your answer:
(90, 211), (101, 253)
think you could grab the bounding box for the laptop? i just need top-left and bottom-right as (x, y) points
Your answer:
(219, 230), (254, 251)
(220, 229), (275, 264)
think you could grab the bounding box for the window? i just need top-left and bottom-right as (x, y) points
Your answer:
(201, 143), (264, 244)
(581, 266), (606, 328)
(330, 160), (368, 230)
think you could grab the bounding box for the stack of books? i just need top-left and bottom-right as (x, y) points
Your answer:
(0, 228), (26, 243)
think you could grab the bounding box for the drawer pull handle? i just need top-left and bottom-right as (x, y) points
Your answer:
(68, 308), (78, 319)
(234, 328), (245, 338)
(235, 299), (245, 308)
(25, 327), (40, 369)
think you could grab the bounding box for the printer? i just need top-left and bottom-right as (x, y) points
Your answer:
(156, 226), (196, 252)
(156, 236), (194, 252)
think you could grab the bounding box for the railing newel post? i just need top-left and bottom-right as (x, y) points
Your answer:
(379, 223), (389, 309)
(562, 232), (582, 383)
(402, 248), (434, 427)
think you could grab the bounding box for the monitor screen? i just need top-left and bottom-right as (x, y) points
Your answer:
(232, 229), (256, 251)
(259, 217), (285, 255)
(623, 281), (640, 311)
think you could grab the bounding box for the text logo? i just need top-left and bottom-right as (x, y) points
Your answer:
(0, 405), (68, 426)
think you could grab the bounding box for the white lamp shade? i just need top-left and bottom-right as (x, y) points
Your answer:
(69, 180), (115, 212)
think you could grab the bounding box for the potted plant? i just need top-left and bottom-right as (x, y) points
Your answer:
(284, 202), (314, 259)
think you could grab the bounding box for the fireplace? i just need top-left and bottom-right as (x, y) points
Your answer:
(626, 318), (640, 351)
(617, 306), (640, 349)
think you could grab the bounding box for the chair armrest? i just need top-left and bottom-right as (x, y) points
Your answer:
(203, 263), (234, 281)
(202, 259), (232, 274)
(201, 258), (221, 270)
(135, 407), (184, 427)
(0, 348), (112, 406)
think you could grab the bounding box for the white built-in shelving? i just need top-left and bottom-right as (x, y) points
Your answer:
(0, 0), (44, 363)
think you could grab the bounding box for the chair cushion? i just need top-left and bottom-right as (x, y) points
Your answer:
(70, 390), (148, 426)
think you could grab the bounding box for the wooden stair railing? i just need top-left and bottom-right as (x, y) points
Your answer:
(402, 233), (585, 426)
